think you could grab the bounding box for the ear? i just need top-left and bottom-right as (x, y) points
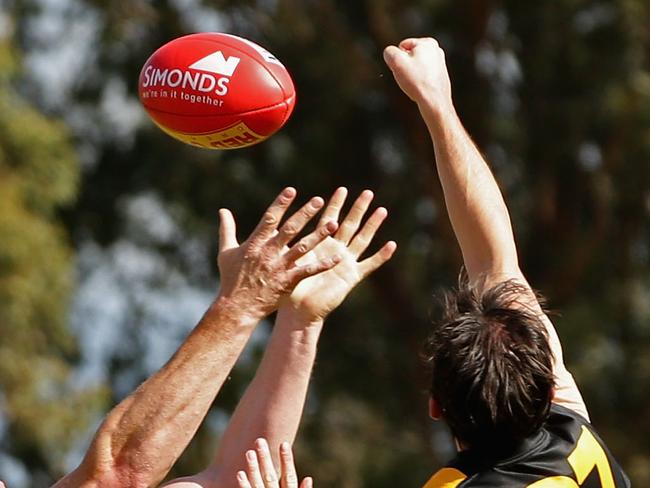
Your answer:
(429, 396), (443, 420)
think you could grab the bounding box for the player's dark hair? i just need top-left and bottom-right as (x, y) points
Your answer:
(424, 277), (555, 450)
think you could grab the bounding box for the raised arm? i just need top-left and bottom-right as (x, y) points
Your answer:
(168, 188), (396, 488)
(384, 38), (515, 281)
(384, 38), (588, 419)
(53, 188), (340, 488)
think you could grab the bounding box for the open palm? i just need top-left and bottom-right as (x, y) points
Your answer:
(283, 188), (397, 322)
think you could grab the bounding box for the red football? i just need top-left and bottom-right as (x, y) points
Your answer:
(138, 33), (296, 150)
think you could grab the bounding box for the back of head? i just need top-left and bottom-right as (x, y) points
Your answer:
(425, 278), (555, 450)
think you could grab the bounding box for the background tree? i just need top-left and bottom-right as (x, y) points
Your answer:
(0, 23), (104, 484)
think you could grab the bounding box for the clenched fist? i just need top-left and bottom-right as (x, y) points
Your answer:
(384, 37), (453, 114)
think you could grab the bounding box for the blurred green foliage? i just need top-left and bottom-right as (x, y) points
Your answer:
(0, 34), (106, 479)
(1, 0), (650, 486)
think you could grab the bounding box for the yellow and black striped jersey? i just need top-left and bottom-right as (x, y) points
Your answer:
(423, 404), (630, 488)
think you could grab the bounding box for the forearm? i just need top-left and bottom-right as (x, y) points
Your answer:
(418, 100), (519, 282)
(55, 298), (258, 488)
(207, 307), (322, 487)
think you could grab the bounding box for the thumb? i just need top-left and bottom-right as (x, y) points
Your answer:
(399, 38), (420, 50)
(383, 45), (408, 71)
(218, 208), (238, 252)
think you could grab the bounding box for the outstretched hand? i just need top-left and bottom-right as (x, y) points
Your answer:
(281, 187), (397, 323)
(217, 187), (341, 321)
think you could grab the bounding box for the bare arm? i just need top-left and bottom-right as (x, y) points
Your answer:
(53, 188), (340, 488)
(384, 38), (588, 419)
(202, 309), (323, 487)
(167, 188), (396, 488)
(52, 301), (260, 488)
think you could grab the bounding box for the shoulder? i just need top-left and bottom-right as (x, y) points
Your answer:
(546, 402), (592, 437)
(422, 467), (467, 488)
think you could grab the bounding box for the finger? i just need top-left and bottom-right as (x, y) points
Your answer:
(348, 207), (388, 258)
(318, 187), (348, 226)
(358, 241), (397, 278)
(288, 254), (342, 286)
(383, 45), (407, 71)
(237, 471), (254, 488)
(272, 196), (325, 248)
(283, 221), (339, 265)
(280, 442), (299, 488)
(251, 187), (297, 243)
(398, 38), (418, 50)
(255, 438), (280, 488)
(219, 209), (238, 252)
(300, 478), (313, 488)
(399, 37), (438, 51)
(245, 449), (266, 488)
(335, 190), (374, 244)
